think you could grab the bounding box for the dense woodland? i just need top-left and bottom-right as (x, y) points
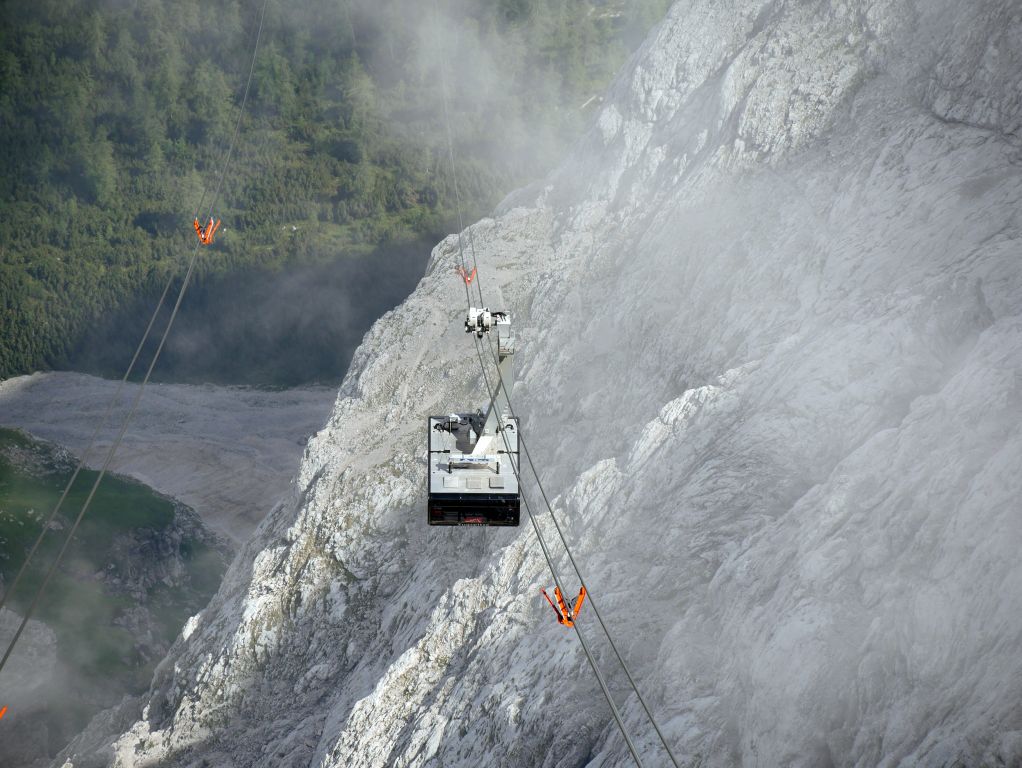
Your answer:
(0, 0), (669, 382)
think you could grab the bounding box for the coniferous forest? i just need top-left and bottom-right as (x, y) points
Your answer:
(0, 0), (669, 383)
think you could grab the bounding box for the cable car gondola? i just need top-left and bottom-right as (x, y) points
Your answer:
(428, 307), (520, 526)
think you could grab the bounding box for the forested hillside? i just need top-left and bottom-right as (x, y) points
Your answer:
(0, 0), (668, 381)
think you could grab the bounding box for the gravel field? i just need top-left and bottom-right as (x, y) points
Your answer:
(0, 372), (337, 545)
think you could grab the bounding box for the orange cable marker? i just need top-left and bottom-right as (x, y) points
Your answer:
(540, 585), (586, 628)
(206, 217), (222, 243)
(0, 705), (8, 720)
(192, 217), (222, 245)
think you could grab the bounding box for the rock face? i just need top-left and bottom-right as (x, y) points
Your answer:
(0, 608), (58, 766)
(58, 1), (1022, 766)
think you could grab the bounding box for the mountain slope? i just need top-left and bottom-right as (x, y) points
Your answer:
(59, 1), (1022, 766)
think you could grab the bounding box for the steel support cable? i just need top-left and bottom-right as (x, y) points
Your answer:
(0, 277), (174, 616)
(519, 429), (680, 767)
(201, 0), (269, 224)
(0, 0), (271, 618)
(488, 357), (681, 767)
(0, 239), (202, 675)
(194, 5), (266, 220)
(431, 0), (490, 563)
(0, 0), (272, 677)
(430, 2), (643, 763)
(453, 53), (683, 768)
(472, 340), (645, 768)
(463, 247), (678, 764)
(464, 218), (680, 766)
(432, 0), (474, 313)
(468, 317), (666, 768)
(0, 6), (264, 616)
(437, 12), (671, 757)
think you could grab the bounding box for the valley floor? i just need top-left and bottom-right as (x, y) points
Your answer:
(0, 372), (337, 545)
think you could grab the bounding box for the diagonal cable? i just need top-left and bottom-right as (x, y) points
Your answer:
(465, 248), (681, 766)
(431, 1), (648, 763)
(472, 338), (646, 767)
(0, 274), (174, 615)
(0, 0), (272, 678)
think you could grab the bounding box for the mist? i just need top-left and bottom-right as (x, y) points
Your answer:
(345, 0), (663, 181)
(60, 0), (670, 387)
(69, 237), (432, 386)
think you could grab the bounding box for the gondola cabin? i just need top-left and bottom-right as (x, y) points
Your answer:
(427, 306), (520, 526)
(427, 412), (520, 525)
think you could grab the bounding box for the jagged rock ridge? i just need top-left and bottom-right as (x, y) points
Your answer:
(60, 1), (1022, 766)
